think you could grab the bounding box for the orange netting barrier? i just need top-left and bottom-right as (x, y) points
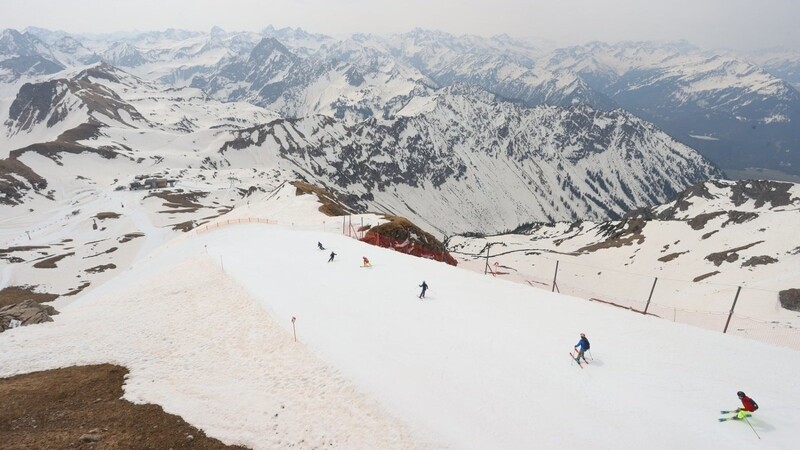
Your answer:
(195, 218), (276, 234)
(361, 233), (458, 266)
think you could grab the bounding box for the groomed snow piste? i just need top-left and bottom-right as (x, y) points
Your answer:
(2, 192), (799, 449)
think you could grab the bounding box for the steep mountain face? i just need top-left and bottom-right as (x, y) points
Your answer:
(545, 42), (800, 175)
(4, 64), (149, 140)
(193, 37), (435, 122)
(49, 36), (101, 66)
(216, 85), (720, 233)
(101, 42), (149, 68)
(376, 30), (614, 109)
(0, 29), (65, 81)
(746, 48), (800, 91)
(1, 62), (718, 235)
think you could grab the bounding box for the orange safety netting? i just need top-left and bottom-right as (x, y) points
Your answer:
(360, 233), (458, 266)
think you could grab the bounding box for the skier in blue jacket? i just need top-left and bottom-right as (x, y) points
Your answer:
(574, 333), (590, 363)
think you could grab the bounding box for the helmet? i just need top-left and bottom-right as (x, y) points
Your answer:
(737, 391), (745, 398)
(580, 333), (586, 337)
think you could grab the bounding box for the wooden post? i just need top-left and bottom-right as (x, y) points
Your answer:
(643, 277), (658, 315)
(484, 244), (491, 274)
(291, 317), (297, 342)
(551, 260), (560, 293)
(723, 286), (743, 334)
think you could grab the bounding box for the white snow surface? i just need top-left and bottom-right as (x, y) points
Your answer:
(2, 193), (799, 449)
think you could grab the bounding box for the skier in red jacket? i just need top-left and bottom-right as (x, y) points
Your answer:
(735, 391), (758, 419)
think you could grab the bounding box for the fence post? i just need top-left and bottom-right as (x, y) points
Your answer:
(551, 260), (559, 293)
(643, 277), (658, 315)
(723, 286), (743, 334)
(484, 243), (491, 274)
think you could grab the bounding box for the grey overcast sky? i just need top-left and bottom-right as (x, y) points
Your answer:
(0, 0), (797, 51)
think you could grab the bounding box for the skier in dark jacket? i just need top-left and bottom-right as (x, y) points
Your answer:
(574, 333), (590, 363)
(735, 391), (758, 419)
(328, 251), (336, 262)
(418, 281), (428, 299)
(318, 242), (325, 250)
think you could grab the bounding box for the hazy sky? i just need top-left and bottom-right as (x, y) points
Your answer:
(1, 0), (797, 51)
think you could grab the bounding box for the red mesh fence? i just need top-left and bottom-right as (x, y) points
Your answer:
(361, 233), (458, 266)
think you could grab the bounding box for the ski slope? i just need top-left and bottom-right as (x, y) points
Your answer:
(2, 195), (799, 449)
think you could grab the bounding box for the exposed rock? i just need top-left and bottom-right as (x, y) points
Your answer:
(79, 431), (103, 443)
(658, 251), (688, 262)
(686, 211), (725, 230)
(362, 216), (457, 266)
(779, 289), (800, 312)
(741, 256), (778, 267)
(722, 211), (759, 227)
(728, 180), (795, 209)
(0, 299), (59, 332)
(705, 241), (764, 267)
(693, 271), (720, 282)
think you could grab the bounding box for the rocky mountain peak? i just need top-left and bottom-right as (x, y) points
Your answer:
(249, 37), (293, 61)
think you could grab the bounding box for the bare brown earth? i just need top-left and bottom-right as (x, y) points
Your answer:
(0, 286), (59, 308)
(291, 181), (355, 216)
(32, 252), (75, 269)
(94, 212), (121, 220)
(693, 271), (721, 282)
(0, 364), (248, 449)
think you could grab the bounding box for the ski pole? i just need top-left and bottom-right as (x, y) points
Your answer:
(588, 350), (594, 360)
(743, 416), (760, 440)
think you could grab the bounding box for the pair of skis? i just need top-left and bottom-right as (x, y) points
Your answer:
(569, 351), (588, 368)
(719, 410), (760, 439)
(718, 410), (751, 422)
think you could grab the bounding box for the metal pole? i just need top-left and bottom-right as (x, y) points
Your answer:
(743, 415), (761, 440)
(26, 231), (31, 240)
(643, 277), (658, 315)
(552, 260), (559, 293)
(484, 244), (491, 274)
(291, 317), (297, 342)
(723, 286), (743, 334)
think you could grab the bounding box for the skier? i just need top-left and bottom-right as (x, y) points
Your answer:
(418, 281), (428, 299)
(318, 242), (325, 250)
(734, 391), (759, 420)
(328, 251), (336, 262)
(574, 333), (590, 364)
(362, 256), (371, 267)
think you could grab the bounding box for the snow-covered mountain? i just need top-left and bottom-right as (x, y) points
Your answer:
(0, 29), (64, 82)
(211, 83), (719, 234)
(4, 27), (798, 177)
(448, 179), (800, 315)
(191, 36), (436, 121)
(745, 48), (800, 91)
(375, 30), (614, 109)
(1, 63), (719, 236)
(545, 41), (800, 175)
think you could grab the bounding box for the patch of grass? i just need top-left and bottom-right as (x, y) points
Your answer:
(62, 281), (91, 297)
(0, 286), (59, 308)
(83, 247), (118, 259)
(0, 364), (247, 449)
(693, 271), (720, 282)
(32, 252), (74, 269)
(84, 264), (117, 274)
(0, 246), (50, 255)
(94, 212), (121, 220)
(291, 181), (355, 216)
(118, 233), (144, 243)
